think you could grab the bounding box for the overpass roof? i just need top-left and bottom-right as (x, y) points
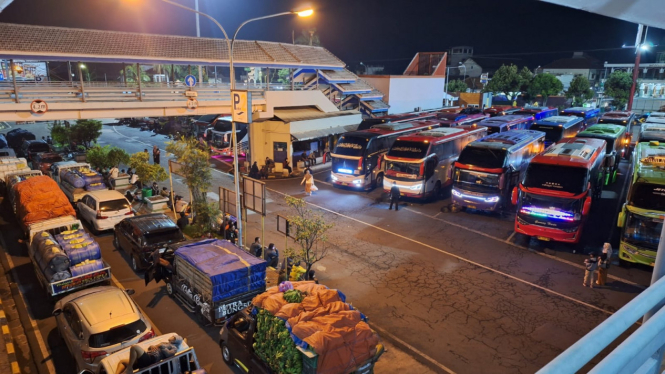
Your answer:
(0, 22), (346, 69)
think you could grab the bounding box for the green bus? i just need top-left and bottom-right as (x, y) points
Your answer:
(577, 124), (630, 185)
(617, 141), (665, 266)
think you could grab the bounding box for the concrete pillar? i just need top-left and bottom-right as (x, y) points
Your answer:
(10, 59), (19, 103)
(136, 63), (143, 102)
(77, 62), (86, 102)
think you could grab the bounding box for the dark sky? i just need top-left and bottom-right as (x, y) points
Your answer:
(1, 0), (664, 73)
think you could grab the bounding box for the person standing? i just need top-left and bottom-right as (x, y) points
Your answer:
(153, 145), (161, 165)
(249, 161), (260, 179)
(597, 243), (613, 286)
(301, 170), (313, 196)
(583, 252), (598, 288)
(250, 237), (262, 258)
(389, 181), (401, 211)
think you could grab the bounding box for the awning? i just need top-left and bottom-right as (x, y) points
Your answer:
(540, 0), (665, 30)
(291, 124), (359, 142)
(274, 107), (361, 122)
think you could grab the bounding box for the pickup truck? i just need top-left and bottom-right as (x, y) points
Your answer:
(146, 239), (266, 326)
(27, 216), (111, 298)
(5, 169), (43, 214)
(51, 162), (102, 203)
(90, 332), (206, 374)
(0, 157), (30, 188)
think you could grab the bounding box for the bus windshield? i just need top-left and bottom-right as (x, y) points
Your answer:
(530, 125), (563, 143)
(334, 136), (368, 157)
(623, 212), (662, 251)
(386, 161), (421, 179)
(457, 146), (507, 169)
(600, 118), (629, 126)
(486, 126), (502, 135)
(454, 169), (500, 189)
(523, 164), (588, 194)
(630, 182), (665, 211)
(387, 141), (430, 159)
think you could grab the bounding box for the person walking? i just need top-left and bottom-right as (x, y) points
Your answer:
(250, 237), (262, 258)
(596, 243), (613, 286)
(152, 145), (161, 165)
(301, 169), (314, 196)
(389, 181), (401, 211)
(583, 252), (598, 288)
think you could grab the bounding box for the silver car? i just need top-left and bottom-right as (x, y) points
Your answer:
(53, 286), (154, 373)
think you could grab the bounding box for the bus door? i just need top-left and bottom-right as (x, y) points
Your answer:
(424, 156), (440, 193)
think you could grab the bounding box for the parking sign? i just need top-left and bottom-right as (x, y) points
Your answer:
(231, 90), (252, 124)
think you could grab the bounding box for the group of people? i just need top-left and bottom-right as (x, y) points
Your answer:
(144, 146), (160, 165)
(583, 243), (613, 288)
(40, 136), (53, 145)
(249, 237), (279, 267)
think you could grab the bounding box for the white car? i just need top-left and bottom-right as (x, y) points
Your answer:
(77, 190), (133, 234)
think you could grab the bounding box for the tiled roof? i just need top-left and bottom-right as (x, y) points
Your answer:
(335, 81), (373, 94)
(274, 107), (360, 122)
(319, 69), (358, 82)
(0, 23), (345, 69)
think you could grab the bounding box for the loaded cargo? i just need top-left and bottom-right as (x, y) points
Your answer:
(146, 239), (266, 325)
(5, 170), (43, 214)
(51, 162), (106, 203)
(0, 157), (30, 187)
(219, 281), (384, 374)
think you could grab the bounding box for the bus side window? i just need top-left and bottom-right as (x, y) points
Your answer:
(425, 158), (437, 179)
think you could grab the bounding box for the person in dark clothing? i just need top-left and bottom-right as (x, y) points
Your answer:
(151, 182), (159, 197)
(125, 190), (135, 203)
(265, 243), (279, 268)
(389, 181), (401, 211)
(283, 158), (292, 175)
(249, 162), (260, 179)
(153, 145), (161, 165)
(177, 212), (189, 231)
(249, 237), (262, 258)
(308, 270), (319, 284)
(300, 152), (309, 167)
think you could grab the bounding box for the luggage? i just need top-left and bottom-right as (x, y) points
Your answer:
(70, 259), (104, 277)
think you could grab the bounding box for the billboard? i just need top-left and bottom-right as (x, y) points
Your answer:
(0, 60), (48, 81)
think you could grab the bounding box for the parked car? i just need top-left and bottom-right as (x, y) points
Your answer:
(31, 152), (63, 175)
(53, 286), (155, 373)
(77, 190), (134, 234)
(18, 140), (51, 162)
(113, 213), (185, 271)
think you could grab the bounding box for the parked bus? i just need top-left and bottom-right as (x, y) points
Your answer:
(357, 112), (437, 130)
(576, 124), (630, 184)
(331, 120), (443, 189)
(452, 130), (546, 212)
(638, 123), (665, 143)
(599, 111), (637, 127)
(560, 107), (600, 128)
(529, 115), (585, 147)
(436, 112), (488, 127)
(512, 107), (558, 121)
(483, 106), (522, 117)
(616, 141), (665, 266)
(512, 137), (608, 243)
(383, 125), (487, 199)
(476, 115), (535, 135)
(205, 117), (248, 155)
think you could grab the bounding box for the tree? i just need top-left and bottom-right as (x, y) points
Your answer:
(86, 145), (130, 170)
(448, 79), (468, 93)
(483, 64), (528, 101)
(295, 28), (321, 46)
(527, 73), (563, 104)
(128, 151), (168, 186)
(605, 70), (633, 109)
(283, 196), (333, 280)
(70, 120), (102, 148)
(49, 121), (70, 146)
(121, 65), (150, 82)
(277, 69), (291, 84)
(566, 76), (594, 106)
(518, 66), (533, 93)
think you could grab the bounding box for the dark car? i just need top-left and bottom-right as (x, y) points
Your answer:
(31, 152), (64, 175)
(19, 140), (51, 162)
(113, 213), (185, 271)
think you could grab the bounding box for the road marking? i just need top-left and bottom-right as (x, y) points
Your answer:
(110, 274), (162, 336)
(370, 323), (457, 374)
(268, 188), (619, 315)
(403, 207), (644, 289)
(505, 232), (516, 244)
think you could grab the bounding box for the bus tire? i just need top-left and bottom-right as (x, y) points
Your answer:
(375, 174), (384, 190)
(432, 181), (442, 200)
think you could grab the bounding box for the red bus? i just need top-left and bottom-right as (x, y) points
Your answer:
(477, 115), (535, 135)
(383, 125), (487, 199)
(436, 112), (488, 127)
(512, 137), (608, 243)
(331, 120), (443, 189)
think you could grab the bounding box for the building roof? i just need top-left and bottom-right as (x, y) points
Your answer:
(273, 107), (360, 123)
(543, 52), (603, 70)
(0, 22), (345, 69)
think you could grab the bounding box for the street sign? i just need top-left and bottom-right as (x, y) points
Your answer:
(243, 176), (266, 216)
(168, 160), (186, 177)
(219, 186), (241, 219)
(186, 99), (198, 110)
(480, 73), (489, 84)
(185, 74), (196, 87)
(277, 214), (293, 238)
(30, 100), (48, 114)
(231, 90), (252, 124)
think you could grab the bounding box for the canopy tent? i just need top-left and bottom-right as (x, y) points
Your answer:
(540, 0), (665, 29)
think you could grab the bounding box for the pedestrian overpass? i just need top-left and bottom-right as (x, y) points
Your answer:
(0, 22), (388, 121)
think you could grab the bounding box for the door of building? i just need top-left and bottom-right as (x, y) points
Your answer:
(273, 142), (287, 163)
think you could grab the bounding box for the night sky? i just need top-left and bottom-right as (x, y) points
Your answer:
(1, 0), (664, 73)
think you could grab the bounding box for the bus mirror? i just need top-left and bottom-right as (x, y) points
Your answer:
(583, 197), (592, 216)
(511, 187), (518, 206)
(617, 210), (626, 228)
(604, 154), (616, 168)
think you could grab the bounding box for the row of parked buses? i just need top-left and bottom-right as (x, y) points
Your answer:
(330, 106), (643, 245)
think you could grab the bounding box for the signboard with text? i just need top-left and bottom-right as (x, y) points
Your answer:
(231, 90), (252, 124)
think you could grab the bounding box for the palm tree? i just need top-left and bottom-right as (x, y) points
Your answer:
(121, 65), (150, 82)
(295, 28), (321, 46)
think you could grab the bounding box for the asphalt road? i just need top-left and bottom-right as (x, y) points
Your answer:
(0, 121), (656, 374)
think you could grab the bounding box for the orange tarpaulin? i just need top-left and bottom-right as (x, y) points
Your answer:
(253, 282), (381, 374)
(14, 176), (76, 228)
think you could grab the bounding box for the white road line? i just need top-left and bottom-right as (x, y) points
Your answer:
(369, 323), (457, 374)
(505, 232), (516, 244)
(404, 207), (644, 289)
(267, 188), (617, 315)
(110, 274), (162, 336)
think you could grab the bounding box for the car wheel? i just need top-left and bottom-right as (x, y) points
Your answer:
(221, 341), (233, 365)
(165, 281), (174, 297)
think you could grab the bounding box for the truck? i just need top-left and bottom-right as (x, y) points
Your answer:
(91, 332), (205, 374)
(146, 239), (267, 326)
(15, 175), (111, 298)
(5, 169), (43, 214)
(52, 162), (106, 203)
(0, 157), (30, 191)
(219, 282), (384, 374)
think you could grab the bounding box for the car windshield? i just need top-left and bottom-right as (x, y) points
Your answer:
(623, 212), (662, 251)
(334, 136), (368, 157)
(523, 164), (588, 194)
(387, 141), (429, 159)
(88, 319), (147, 348)
(630, 183), (665, 211)
(457, 146), (507, 169)
(144, 229), (184, 246)
(454, 169), (500, 189)
(530, 125), (563, 143)
(99, 199), (131, 212)
(386, 161), (421, 178)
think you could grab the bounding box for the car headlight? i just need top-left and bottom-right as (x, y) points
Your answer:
(485, 196), (500, 203)
(353, 179), (362, 185)
(409, 184), (423, 191)
(451, 189), (462, 197)
(331, 174), (338, 181)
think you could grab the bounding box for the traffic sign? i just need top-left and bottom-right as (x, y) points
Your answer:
(231, 90), (252, 124)
(186, 99), (198, 110)
(185, 74), (196, 87)
(480, 73), (489, 84)
(30, 100), (48, 114)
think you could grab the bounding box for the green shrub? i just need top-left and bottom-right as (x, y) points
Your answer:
(253, 309), (302, 374)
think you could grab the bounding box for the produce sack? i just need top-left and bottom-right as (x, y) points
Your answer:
(70, 259), (104, 277)
(62, 171), (85, 188)
(15, 176), (76, 228)
(78, 170), (103, 185)
(32, 232), (70, 273)
(55, 229), (89, 244)
(65, 241), (101, 265)
(85, 182), (106, 191)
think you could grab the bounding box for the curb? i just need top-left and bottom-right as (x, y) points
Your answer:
(0, 287), (21, 374)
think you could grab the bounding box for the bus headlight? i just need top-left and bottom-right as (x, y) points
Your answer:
(409, 184), (423, 191)
(451, 188), (462, 197)
(353, 179), (362, 185)
(485, 196), (500, 203)
(331, 174), (338, 181)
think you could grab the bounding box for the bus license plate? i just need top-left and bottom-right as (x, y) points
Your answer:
(537, 236), (551, 241)
(467, 205), (476, 210)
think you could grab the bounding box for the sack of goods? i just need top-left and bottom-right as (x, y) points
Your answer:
(14, 176), (76, 228)
(70, 259), (104, 277)
(77, 169), (104, 185)
(85, 182), (107, 191)
(65, 241), (101, 265)
(32, 232), (72, 282)
(61, 170), (86, 188)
